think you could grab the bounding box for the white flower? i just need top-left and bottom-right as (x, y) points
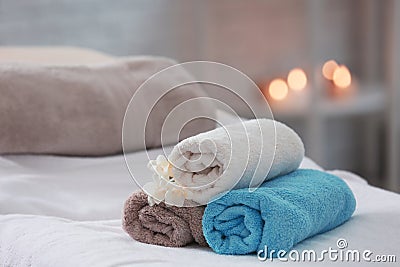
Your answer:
(143, 173), (173, 206)
(165, 187), (185, 207)
(144, 155), (193, 207)
(164, 185), (194, 207)
(147, 155), (173, 179)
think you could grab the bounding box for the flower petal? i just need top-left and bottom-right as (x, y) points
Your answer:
(153, 196), (163, 205)
(168, 164), (174, 178)
(151, 187), (167, 204)
(156, 155), (167, 165)
(184, 189), (194, 199)
(143, 182), (157, 196)
(152, 174), (160, 183)
(165, 189), (185, 207)
(158, 177), (171, 188)
(148, 195), (155, 206)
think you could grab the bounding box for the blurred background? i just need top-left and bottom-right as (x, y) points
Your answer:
(0, 0), (398, 192)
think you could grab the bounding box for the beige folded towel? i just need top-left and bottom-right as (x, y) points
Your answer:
(122, 191), (207, 247)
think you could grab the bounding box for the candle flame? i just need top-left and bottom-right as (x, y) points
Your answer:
(287, 68), (307, 91)
(322, 60), (339, 80)
(268, 79), (288, 101)
(333, 65), (352, 89)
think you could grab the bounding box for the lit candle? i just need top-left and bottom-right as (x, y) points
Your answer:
(287, 68), (307, 91)
(268, 79), (289, 101)
(322, 60), (339, 80)
(332, 65), (352, 89)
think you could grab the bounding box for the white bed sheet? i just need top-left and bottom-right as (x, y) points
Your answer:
(1, 150), (399, 267)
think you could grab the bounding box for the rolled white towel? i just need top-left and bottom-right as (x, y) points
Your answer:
(166, 119), (305, 205)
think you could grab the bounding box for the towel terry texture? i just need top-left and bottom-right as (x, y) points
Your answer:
(122, 191), (207, 247)
(168, 119), (305, 205)
(202, 169), (356, 255)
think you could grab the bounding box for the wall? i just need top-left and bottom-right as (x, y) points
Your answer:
(0, 0), (387, 181)
(0, 0), (357, 78)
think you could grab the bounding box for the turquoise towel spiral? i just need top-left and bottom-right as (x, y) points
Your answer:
(202, 169), (356, 255)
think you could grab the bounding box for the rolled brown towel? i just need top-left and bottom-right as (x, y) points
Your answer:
(122, 191), (208, 247)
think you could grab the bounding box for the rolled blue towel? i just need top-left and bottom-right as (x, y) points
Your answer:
(202, 169), (356, 256)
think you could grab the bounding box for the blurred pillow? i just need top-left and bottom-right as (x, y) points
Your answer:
(0, 57), (215, 156)
(0, 46), (116, 65)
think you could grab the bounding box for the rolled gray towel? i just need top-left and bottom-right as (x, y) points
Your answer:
(122, 191), (207, 247)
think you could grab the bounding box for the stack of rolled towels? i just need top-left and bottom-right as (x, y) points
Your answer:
(123, 119), (356, 256)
